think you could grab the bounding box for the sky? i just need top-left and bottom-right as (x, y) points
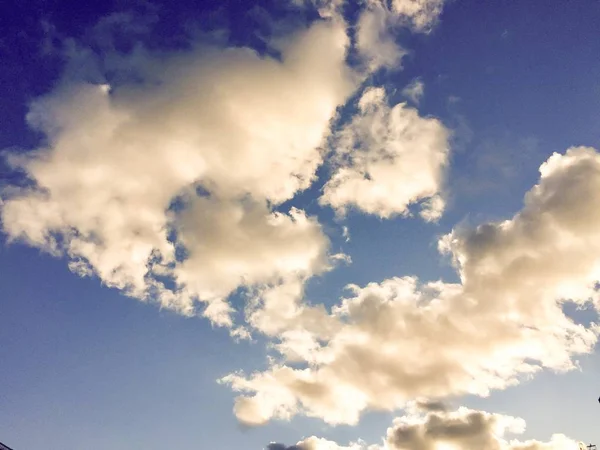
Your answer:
(1, 0), (600, 449)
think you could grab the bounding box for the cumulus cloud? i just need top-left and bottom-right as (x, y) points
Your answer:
(0, 19), (356, 323)
(320, 86), (449, 220)
(225, 147), (600, 425)
(1, 0), (452, 330)
(386, 407), (581, 450)
(2, 2), (593, 446)
(172, 198), (331, 326)
(270, 407), (581, 450)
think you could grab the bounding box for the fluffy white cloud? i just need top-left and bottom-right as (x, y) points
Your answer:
(225, 147), (600, 425)
(2, 0), (451, 328)
(320, 86), (449, 220)
(270, 407), (581, 450)
(0, 20), (356, 322)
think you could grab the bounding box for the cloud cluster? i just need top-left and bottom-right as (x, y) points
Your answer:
(225, 147), (600, 425)
(321, 86), (449, 220)
(1, 19), (356, 324)
(1, 0), (451, 329)
(271, 406), (581, 450)
(6, 1), (590, 446)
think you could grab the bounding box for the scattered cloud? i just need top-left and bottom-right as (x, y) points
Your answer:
(402, 78), (425, 105)
(356, 1), (407, 72)
(342, 225), (351, 242)
(320, 86), (449, 220)
(172, 199), (330, 326)
(225, 147), (600, 425)
(391, 0), (446, 33)
(288, 0), (346, 19)
(2, 0), (450, 332)
(293, 0), (447, 33)
(270, 407), (581, 450)
(293, 0), (447, 74)
(270, 437), (367, 450)
(6, 2), (588, 446)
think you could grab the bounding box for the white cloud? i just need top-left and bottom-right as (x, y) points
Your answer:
(293, 0), (447, 32)
(288, 0), (345, 18)
(391, 0), (446, 32)
(320, 86), (449, 219)
(173, 198), (330, 326)
(267, 439), (368, 450)
(0, 20), (357, 323)
(342, 225), (351, 242)
(224, 147), (600, 425)
(402, 78), (425, 104)
(419, 194), (445, 222)
(384, 407), (579, 450)
(293, 0), (447, 73)
(2, 0), (451, 329)
(271, 407), (581, 450)
(356, 1), (407, 72)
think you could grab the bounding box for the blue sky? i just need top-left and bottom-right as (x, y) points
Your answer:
(1, 0), (600, 449)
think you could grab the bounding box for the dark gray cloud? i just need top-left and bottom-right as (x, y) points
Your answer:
(267, 444), (304, 450)
(390, 410), (498, 450)
(414, 400), (448, 413)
